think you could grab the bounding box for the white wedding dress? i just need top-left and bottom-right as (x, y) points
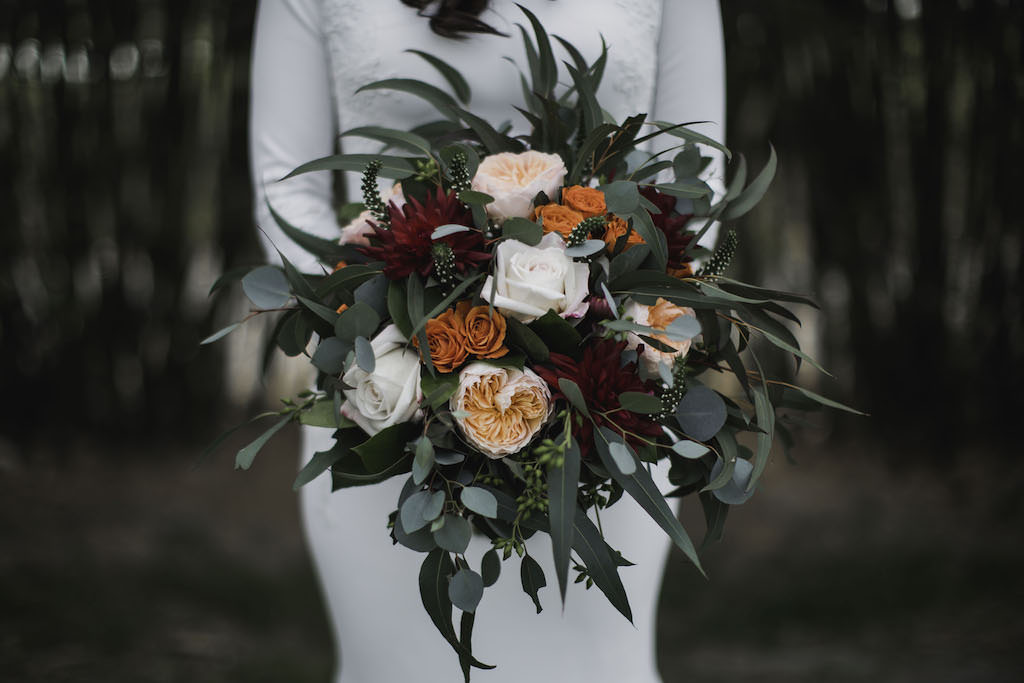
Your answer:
(249, 1), (725, 681)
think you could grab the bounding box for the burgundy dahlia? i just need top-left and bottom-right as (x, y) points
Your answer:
(359, 187), (490, 280)
(535, 338), (662, 458)
(640, 187), (696, 275)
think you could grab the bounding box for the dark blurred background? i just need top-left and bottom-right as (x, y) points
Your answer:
(1, 0), (1022, 681)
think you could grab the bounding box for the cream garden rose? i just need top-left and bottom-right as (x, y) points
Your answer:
(481, 232), (589, 322)
(340, 324), (422, 435)
(470, 150), (567, 222)
(623, 298), (699, 375)
(339, 183), (405, 246)
(451, 363), (551, 458)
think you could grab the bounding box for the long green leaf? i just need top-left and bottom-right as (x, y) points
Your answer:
(572, 509), (632, 622)
(548, 438), (580, 604)
(293, 448), (345, 490)
(283, 152), (416, 180)
(518, 4), (557, 95)
(418, 549), (495, 672)
(722, 144), (777, 220)
(340, 125), (433, 156)
(235, 416), (290, 470)
(405, 49), (472, 104)
(593, 427), (704, 575)
(356, 78), (460, 118)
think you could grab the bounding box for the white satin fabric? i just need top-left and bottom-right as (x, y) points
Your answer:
(249, 1), (725, 680)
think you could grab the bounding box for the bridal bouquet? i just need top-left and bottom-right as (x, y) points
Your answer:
(204, 7), (858, 679)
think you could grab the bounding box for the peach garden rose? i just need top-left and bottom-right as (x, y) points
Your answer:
(470, 150), (567, 222)
(623, 297), (698, 375)
(451, 363), (551, 458)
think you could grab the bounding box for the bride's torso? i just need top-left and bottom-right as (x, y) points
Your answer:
(317, 0), (665, 198)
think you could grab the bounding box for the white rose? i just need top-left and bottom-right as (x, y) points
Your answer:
(481, 232), (590, 323)
(470, 150), (566, 222)
(451, 363), (551, 458)
(623, 298), (698, 376)
(339, 183), (406, 247)
(340, 324), (422, 435)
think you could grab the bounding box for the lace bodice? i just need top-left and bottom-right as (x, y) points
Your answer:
(250, 0), (725, 272)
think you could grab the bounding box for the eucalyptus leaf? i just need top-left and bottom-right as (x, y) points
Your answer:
(434, 514), (472, 554)
(242, 266), (291, 309)
(617, 391), (663, 415)
(607, 439), (637, 475)
(431, 224), (472, 239)
(284, 152), (416, 180)
(461, 486), (498, 519)
(335, 301), (381, 341)
(481, 549), (501, 587)
(710, 456), (756, 505)
(235, 416), (290, 470)
(520, 554), (547, 614)
(293, 448), (345, 490)
(671, 439), (710, 459)
(412, 436), (435, 486)
(565, 239), (606, 258)
(401, 490), (435, 533)
(311, 337), (350, 375)
(449, 568), (485, 614)
(599, 180), (640, 214)
(200, 322), (241, 346)
(722, 144), (777, 220)
(423, 490), (446, 522)
(501, 217), (543, 246)
(354, 336), (375, 373)
(675, 385), (727, 442)
(557, 378), (590, 418)
(406, 49), (471, 104)
(572, 509), (632, 622)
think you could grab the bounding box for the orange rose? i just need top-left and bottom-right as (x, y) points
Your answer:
(562, 185), (606, 218)
(459, 301), (509, 360)
(533, 203), (584, 239)
(603, 216), (645, 253)
(415, 306), (469, 373)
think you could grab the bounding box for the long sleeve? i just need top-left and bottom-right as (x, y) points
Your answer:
(249, 0), (339, 272)
(652, 0), (726, 248)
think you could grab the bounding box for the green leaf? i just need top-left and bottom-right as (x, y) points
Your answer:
(316, 264), (381, 298)
(207, 265), (255, 297)
(387, 281), (413, 339)
(501, 217), (543, 246)
(434, 514), (472, 554)
(423, 490), (446, 522)
(406, 49), (471, 104)
(299, 400), (355, 429)
(593, 426), (704, 576)
(548, 438), (580, 603)
(340, 125), (432, 156)
(675, 385), (728, 442)
(431, 224), (472, 240)
(457, 190), (494, 206)
(200, 322), (241, 346)
(481, 549), (501, 587)
(608, 245), (651, 281)
(284, 152), (416, 180)
(357, 77), (460, 117)
(529, 311), (582, 357)
(311, 337), (350, 374)
(565, 240), (606, 258)
(422, 371), (460, 410)
(401, 490), (434, 533)
(710, 454), (756, 505)
(599, 180), (640, 215)
(782, 385), (868, 416)
(460, 486), (498, 518)
(722, 144), (776, 220)
(351, 422), (419, 474)
(557, 378), (590, 418)
(335, 301), (381, 341)
(354, 335), (375, 373)
(520, 554), (547, 614)
(702, 430), (737, 493)
(293, 448), (345, 490)
(568, 122), (620, 184)
(607, 439), (637, 475)
(648, 120), (732, 160)
(395, 511), (438, 552)
(616, 392), (663, 415)
(235, 416), (290, 470)
(518, 4), (557, 95)
(572, 509), (632, 622)
(266, 201), (352, 264)
(724, 153), (748, 201)
(413, 436), (435, 486)
(505, 317), (549, 362)
(648, 181), (711, 199)
(418, 550), (496, 672)
(406, 273), (434, 374)
(242, 266), (291, 309)
(698, 490), (729, 548)
(671, 439), (710, 459)
(449, 568), (485, 614)
(625, 209), (667, 272)
(296, 295), (341, 326)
